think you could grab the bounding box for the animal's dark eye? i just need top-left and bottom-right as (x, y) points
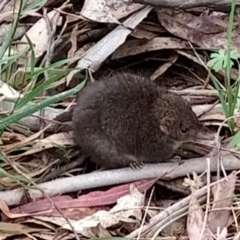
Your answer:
(181, 128), (188, 133)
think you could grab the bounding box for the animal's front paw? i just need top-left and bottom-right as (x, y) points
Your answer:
(170, 155), (183, 164)
(129, 160), (145, 169)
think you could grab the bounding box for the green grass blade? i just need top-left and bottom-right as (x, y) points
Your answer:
(0, 77), (87, 130)
(15, 72), (68, 109)
(22, 0), (47, 13)
(0, 0), (24, 59)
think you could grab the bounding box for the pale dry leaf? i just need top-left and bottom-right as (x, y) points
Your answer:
(81, 0), (143, 23)
(187, 193), (213, 240)
(61, 185), (144, 237)
(0, 94), (4, 104)
(16, 10), (61, 65)
(62, 210), (113, 237)
(0, 0), (21, 23)
(110, 184), (144, 221)
(81, 0), (120, 24)
(216, 227), (227, 240)
(207, 171), (236, 233)
(0, 79), (23, 98)
(106, 0), (144, 20)
(18, 131), (74, 156)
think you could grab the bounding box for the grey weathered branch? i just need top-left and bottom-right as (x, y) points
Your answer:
(132, 0), (240, 10)
(1, 151), (240, 206)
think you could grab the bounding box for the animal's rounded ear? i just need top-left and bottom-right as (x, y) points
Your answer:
(160, 116), (175, 134)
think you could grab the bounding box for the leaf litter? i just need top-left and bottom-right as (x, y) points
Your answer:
(0, 0), (240, 239)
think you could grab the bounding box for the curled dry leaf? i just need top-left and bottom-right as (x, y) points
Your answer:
(207, 171), (236, 233)
(109, 184), (144, 221)
(61, 184), (145, 237)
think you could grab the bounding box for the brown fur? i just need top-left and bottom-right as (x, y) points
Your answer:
(72, 73), (213, 169)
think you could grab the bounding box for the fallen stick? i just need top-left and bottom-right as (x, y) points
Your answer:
(133, 0), (240, 10)
(0, 151), (239, 206)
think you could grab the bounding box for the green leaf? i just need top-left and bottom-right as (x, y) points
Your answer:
(230, 49), (240, 59)
(229, 131), (240, 147)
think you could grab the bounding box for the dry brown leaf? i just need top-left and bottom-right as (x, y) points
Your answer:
(187, 193), (213, 240)
(131, 28), (158, 39)
(15, 131), (74, 157)
(0, 124), (50, 152)
(0, 131), (26, 145)
(112, 37), (189, 60)
(207, 171), (236, 233)
(159, 9), (227, 34)
(81, 0), (143, 23)
(150, 53), (179, 80)
(176, 50), (204, 66)
(0, 222), (42, 234)
(67, 25), (78, 58)
(161, 217), (186, 237)
(109, 1), (144, 21)
(157, 9), (240, 52)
